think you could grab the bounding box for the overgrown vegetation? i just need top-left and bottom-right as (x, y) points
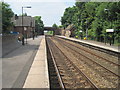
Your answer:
(61, 2), (120, 45)
(34, 16), (44, 35)
(47, 31), (53, 35)
(52, 23), (58, 29)
(2, 2), (14, 33)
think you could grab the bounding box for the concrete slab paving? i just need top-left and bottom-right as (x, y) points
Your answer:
(32, 61), (45, 67)
(29, 67), (45, 75)
(57, 35), (119, 53)
(23, 36), (49, 88)
(23, 75), (46, 88)
(2, 36), (43, 88)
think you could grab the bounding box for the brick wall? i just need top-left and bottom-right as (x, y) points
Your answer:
(14, 26), (32, 38)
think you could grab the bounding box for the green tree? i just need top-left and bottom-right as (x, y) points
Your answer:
(19, 13), (27, 16)
(61, 2), (120, 45)
(52, 23), (58, 29)
(58, 25), (63, 28)
(61, 6), (78, 29)
(2, 2), (14, 33)
(34, 16), (44, 35)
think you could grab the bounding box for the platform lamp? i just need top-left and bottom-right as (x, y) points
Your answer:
(86, 20), (88, 40)
(22, 6), (31, 45)
(104, 8), (109, 45)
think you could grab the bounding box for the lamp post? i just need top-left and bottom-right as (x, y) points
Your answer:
(104, 8), (109, 45)
(104, 9), (112, 27)
(86, 20), (88, 39)
(104, 8), (112, 45)
(24, 27), (27, 44)
(22, 6), (31, 45)
(104, 8), (114, 46)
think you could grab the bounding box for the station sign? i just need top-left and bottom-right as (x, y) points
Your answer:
(79, 30), (82, 32)
(106, 29), (114, 32)
(24, 27), (27, 31)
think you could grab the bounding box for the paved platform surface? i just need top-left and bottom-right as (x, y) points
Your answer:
(23, 36), (49, 88)
(2, 36), (45, 88)
(57, 36), (119, 53)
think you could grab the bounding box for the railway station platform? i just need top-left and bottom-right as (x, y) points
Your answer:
(23, 36), (49, 88)
(56, 35), (119, 53)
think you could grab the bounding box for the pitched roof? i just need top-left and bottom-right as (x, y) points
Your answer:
(12, 16), (35, 27)
(65, 24), (75, 31)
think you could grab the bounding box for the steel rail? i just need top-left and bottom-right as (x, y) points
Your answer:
(56, 37), (120, 67)
(47, 38), (65, 90)
(49, 38), (99, 89)
(55, 37), (120, 78)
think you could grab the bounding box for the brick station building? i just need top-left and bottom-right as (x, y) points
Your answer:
(12, 15), (35, 38)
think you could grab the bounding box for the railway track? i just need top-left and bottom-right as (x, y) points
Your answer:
(47, 40), (63, 89)
(46, 37), (99, 89)
(54, 37), (119, 76)
(49, 36), (119, 88)
(55, 37), (119, 67)
(59, 37), (119, 57)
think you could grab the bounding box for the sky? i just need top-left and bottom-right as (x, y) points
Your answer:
(4, 0), (75, 27)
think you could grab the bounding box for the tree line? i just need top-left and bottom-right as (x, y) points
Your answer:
(1, 2), (44, 35)
(61, 2), (120, 45)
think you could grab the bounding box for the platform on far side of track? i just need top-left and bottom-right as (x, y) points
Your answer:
(23, 36), (49, 88)
(57, 35), (119, 53)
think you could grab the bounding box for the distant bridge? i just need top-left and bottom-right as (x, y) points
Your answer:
(44, 27), (61, 35)
(44, 27), (56, 31)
